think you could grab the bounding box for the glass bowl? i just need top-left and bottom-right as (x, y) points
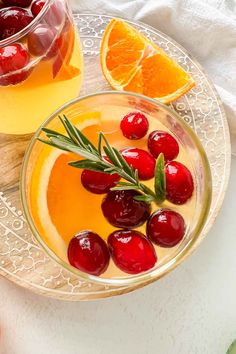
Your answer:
(20, 91), (212, 287)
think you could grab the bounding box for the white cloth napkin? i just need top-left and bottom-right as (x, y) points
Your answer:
(71, 0), (236, 155)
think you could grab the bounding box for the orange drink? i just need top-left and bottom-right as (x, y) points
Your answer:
(26, 103), (197, 278)
(0, 0), (83, 134)
(21, 93), (211, 284)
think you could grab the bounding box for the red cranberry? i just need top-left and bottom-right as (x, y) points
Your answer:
(68, 230), (110, 276)
(120, 112), (149, 140)
(165, 161), (194, 204)
(28, 24), (57, 57)
(31, 0), (64, 27)
(0, 43), (30, 85)
(0, 7), (33, 40)
(121, 148), (155, 180)
(101, 190), (151, 228)
(48, 1), (65, 27)
(148, 130), (179, 161)
(146, 209), (185, 247)
(2, 0), (32, 7)
(81, 169), (120, 195)
(31, 0), (44, 17)
(108, 230), (157, 274)
(45, 35), (62, 59)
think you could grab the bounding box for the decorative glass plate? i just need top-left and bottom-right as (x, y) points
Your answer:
(0, 14), (231, 300)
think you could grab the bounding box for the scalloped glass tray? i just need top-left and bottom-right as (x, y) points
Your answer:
(0, 13), (231, 300)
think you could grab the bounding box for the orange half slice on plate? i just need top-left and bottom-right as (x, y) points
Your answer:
(100, 19), (195, 103)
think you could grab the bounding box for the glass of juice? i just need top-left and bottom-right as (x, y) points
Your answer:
(21, 92), (212, 288)
(0, 0), (83, 134)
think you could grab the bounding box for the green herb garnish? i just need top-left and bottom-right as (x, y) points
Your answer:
(39, 115), (166, 205)
(154, 153), (166, 203)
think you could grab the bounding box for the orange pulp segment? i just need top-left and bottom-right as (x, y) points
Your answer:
(100, 19), (195, 103)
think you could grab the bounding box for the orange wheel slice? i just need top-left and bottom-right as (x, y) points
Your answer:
(100, 19), (195, 103)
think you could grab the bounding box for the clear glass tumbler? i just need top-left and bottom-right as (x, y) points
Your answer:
(0, 0), (83, 134)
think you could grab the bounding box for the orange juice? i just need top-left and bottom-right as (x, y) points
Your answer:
(28, 107), (196, 278)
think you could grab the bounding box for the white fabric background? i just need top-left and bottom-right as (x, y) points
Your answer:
(71, 0), (236, 154)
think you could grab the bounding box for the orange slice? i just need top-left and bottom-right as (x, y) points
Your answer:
(29, 112), (101, 260)
(100, 19), (195, 103)
(53, 23), (80, 80)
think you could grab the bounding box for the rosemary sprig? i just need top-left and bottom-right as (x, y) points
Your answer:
(38, 115), (166, 205)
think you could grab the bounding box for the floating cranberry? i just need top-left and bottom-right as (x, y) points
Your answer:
(120, 112), (149, 140)
(102, 190), (151, 228)
(0, 43), (30, 85)
(108, 230), (157, 274)
(28, 24), (57, 57)
(31, 0), (44, 17)
(68, 230), (110, 276)
(146, 209), (185, 247)
(81, 169), (120, 195)
(31, 0), (64, 27)
(2, 0), (32, 7)
(48, 1), (64, 27)
(148, 130), (179, 161)
(165, 161), (194, 204)
(121, 148), (155, 180)
(0, 7), (33, 40)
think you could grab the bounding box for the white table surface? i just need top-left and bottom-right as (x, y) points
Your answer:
(0, 157), (235, 354)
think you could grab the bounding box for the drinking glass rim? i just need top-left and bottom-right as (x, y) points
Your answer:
(0, 0), (53, 48)
(20, 91), (212, 287)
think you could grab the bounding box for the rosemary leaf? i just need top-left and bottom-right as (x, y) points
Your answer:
(58, 115), (81, 146)
(115, 181), (138, 187)
(134, 169), (139, 183)
(103, 146), (118, 166)
(133, 195), (155, 203)
(42, 128), (71, 141)
(62, 115), (98, 152)
(154, 153), (166, 203)
(111, 185), (140, 191)
(73, 124), (97, 152)
(101, 133), (120, 165)
(50, 137), (100, 161)
(69, 159), (106, 172)
(104, 167), (118, 174)
(97, 133), (102, 156)
(112, 147), (134, 176)
(37, 138), (70, 152)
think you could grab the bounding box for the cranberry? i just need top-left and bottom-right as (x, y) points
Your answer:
(0, 7), (33, 40)
(45, 35), (62, 59)
(68, 230), (110, 276)
(108, 230), (157, 274)
(81, 169), (120, 195)
(0, 43), (30, 85)
(31, 0), (64, 27)
(120, 112), (149, 140)
(121, 148), (155, 180)
(165, 161), (194, 204)
(28, 24), (57, 57)
(101, 190), (151, 228)
(146, 209), (185, 247)
(148, 130), (179, 161)
(31, 0), (44, 17)
(2, 0), (32, 7)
